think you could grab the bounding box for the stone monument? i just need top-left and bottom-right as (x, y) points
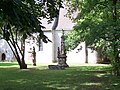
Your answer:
(32, 46), (36, 66)
(57, 30), (69, 67)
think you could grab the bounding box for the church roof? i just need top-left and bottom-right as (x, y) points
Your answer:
(41, 8), (76, 31)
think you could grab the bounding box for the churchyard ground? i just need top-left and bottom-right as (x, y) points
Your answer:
(0, 62), (120, 90)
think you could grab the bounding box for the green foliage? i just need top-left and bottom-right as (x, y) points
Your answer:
(0, 0), (63, 40)
(65, 0), (120, 75)
(65, 30), (81, 50)
(0, 0), (63, 68)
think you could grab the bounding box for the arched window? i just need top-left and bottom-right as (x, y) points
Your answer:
(1, 53), (6, 61)
(39, 40), (43, 51)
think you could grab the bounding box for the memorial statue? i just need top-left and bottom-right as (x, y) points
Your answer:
(57, 30), (69, 67)
(32, 46), (36, 66)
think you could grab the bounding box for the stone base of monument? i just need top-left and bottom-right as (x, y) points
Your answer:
(57, 58), (69, 68)
(48, 65), (65, 70)
(57, 63), (69, 68)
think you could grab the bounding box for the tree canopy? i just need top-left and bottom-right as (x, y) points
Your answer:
(0, 0), (63, 69)
(65, 0), (120, 75)
(0, 0), (63, 39)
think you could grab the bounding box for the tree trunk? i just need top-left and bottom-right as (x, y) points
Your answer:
(113, 42), (120, 76)
(14, 48), (27, 69)
(20, 37), (27, 69)
(20, 60), (27, 69)
(85, 42), (88, 63)
(6, 26), (28, 69)
(96, 48), (103, 63)
(13, 52), (27, 69)
(112, 0), (120, 76)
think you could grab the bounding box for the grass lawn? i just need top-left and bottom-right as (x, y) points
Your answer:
(0, 62), (120, 90)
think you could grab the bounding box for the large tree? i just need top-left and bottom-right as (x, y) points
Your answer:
(0, 0), (63, 69)
(65, 0), (120, 76)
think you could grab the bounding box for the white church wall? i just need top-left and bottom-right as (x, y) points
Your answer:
(25, 31), (53, 64)
(67, 42), (86, 64)
(24, 31), (97, 64)
(36, 32), (53, 63)
(0, 31), (98, 64)
(88, 48), (97, 64)
(36, 31), (62, 63)
(0, 39), (13, 61)
(67, 43), (97, 64)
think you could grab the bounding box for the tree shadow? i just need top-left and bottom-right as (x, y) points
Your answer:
(0, 65), (119, 90)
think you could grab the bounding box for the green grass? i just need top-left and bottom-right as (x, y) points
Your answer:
(0, 62), (120, 90)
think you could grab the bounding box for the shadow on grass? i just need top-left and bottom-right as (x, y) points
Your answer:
(0, 64), (119, 90)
